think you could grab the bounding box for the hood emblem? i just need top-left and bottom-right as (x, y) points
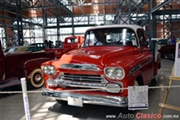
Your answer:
(60, 64), (100, 71)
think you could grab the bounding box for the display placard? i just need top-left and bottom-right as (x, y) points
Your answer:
(174, 42), (180, 76)
(128, 85), (148, 110)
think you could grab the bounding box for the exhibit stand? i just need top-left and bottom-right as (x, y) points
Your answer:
(158, 42), (180, 120)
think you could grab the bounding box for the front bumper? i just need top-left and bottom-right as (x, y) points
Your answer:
(42, 88), (128, 107)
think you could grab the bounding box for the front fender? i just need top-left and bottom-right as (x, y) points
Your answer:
(23, 58), (54, 80)
(104, 55), (141, 75)
(104, 55), (146, 85)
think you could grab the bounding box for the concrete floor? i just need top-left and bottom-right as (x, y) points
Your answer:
(0, 57), (180, 120)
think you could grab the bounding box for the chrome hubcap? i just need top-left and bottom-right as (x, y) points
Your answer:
(35, 74), (41, 82)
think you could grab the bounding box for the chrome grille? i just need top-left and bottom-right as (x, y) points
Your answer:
(61, 73), (102, 83)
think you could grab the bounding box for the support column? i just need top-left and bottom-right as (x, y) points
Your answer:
(56, 0), (60, 41)
(152, 0), (156, 38)
(148, 0), (152, 38)
(16, 0), (23, 45)
(72, 14), (74, 36)
(42, 0), (47, 41)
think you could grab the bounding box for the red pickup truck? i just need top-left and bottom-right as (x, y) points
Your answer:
(45, 36), (84, 58)
(0, 42), (55, 89)
(41, 25), (161, 107)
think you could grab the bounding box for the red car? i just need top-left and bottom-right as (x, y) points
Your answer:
(45, 36), (84, 58)
(41, 25), (161, 107)
(158, 44), (176, 57)
(151, 38), (176, 57)
(0, 42), (55, 89)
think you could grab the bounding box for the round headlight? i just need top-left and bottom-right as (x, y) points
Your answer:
(41, 65), (56, 75)
(105, 68), (114, 78)
(42, 66), (48, 73)
(104, 67), (124, 80)
(114, 68), (124, 79)
(49, 66), (56, 74)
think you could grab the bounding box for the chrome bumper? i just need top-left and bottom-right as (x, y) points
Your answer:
(42, 88), (128, 107)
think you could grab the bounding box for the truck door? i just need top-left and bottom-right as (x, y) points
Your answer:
(137, 30), (154, 84)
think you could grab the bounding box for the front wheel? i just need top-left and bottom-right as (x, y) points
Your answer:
(151, 75), (157, 84)
(29, 68), (44, 89)
(134, 80), (139, 86)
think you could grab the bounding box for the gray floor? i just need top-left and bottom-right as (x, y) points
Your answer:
(0, 57), (180, 120)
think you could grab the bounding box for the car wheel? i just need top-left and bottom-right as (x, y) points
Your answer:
(29, 68), (44, 89)
(151, 75), (157, 84)
(150, 40), (158, 64)
(56, 99), (67, 105)
(134, 80), (139, 86)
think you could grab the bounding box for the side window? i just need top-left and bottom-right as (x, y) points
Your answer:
(137, 30), (146, 47)
(129, 32), (137, 46)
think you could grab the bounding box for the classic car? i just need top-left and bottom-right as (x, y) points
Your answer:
(0, 42), (55, 90)
(41, 25), (161, 107)
(150, 38), (175, 57)
(158, 43), (176, 57)
(151, 38), (169, 50)
(4, 45), (43, 54)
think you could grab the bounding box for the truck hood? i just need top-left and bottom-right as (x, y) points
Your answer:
(59, 46), (138, 68)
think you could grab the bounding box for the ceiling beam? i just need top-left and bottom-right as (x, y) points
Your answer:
(151, 0), (173, 13)
(0, 14), (15, 20)
(153, 10), (180, 15)
(22, 1), (120, 10)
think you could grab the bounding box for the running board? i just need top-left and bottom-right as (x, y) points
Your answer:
(0, 77), (20, 89)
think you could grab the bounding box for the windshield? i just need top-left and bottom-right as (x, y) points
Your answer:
(84, 28), (138, 47)
(67, 38), (78, 43)
(8, 48), (18, 52)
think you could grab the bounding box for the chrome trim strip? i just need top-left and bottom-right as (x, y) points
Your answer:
(57, 80), (107, 90)
(130, 65), (141, 74)
(42, 88), (128, 107)
(61, 73), (103, 83)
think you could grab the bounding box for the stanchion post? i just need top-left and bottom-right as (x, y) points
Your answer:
(21, 78), (31, 120)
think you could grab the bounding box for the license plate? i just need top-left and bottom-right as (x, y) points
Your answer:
(67, 97), (83, 107)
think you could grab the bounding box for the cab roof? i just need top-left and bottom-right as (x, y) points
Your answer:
(86, 24), (143, 32)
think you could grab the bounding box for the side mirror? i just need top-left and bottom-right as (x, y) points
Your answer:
(140, 41), (149, 46)
(144, 41), (149, 46)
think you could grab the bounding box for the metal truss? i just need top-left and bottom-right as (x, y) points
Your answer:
(0, 0), (42, 45)
(151, 0), (174, 38)
(113, 0), (150, 38)
(0, 0), (17, 11)
(0, 0), (16, 47)
(113, 0), (149, 26)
